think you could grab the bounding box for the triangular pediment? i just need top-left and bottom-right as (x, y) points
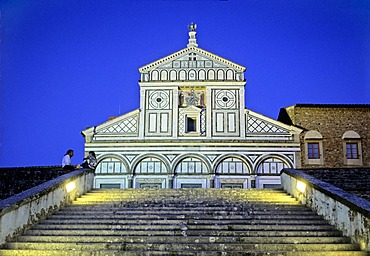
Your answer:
(139, 47), (246, 74)
(82, 109), (140, 138)
(245, 109), (302, 136)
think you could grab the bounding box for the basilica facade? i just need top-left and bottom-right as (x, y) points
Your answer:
(81, 25), (302, 189)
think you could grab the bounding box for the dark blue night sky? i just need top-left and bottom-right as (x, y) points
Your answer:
(1, 0), (369, 167)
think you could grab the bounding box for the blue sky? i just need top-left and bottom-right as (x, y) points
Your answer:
(1, 0), (369, 167)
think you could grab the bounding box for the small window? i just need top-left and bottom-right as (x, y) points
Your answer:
(342, 131), (362, 166)
(100, 183), (121, 189)
(346, 143), (359, 159)
(263, 184), (282, 189)
(304, 130), (324, 165)
(187, 117), (196, 132)
(180, 106), (201, 136)
(307, 143), (320, 159)
(221, 183), (243, 189)
(140, 183), (162, 189)
(181, 184), (202, 188)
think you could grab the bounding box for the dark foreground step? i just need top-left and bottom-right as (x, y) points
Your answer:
(24, 229), (345, 237)
(40, 218), (329, 225)
(30, 223), (338, 231)
(47, 213), (323, 220)
(0, 250), (367, 256)
(4, 241), (361, 252)
(13, 235), (352, 244)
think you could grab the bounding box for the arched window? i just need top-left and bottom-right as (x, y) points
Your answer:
(198, 70), (206, 80)
(175, 157), (208, 174)
(208, 70), (215, 80)
(217, 70), (224, 80)
(188, 70), (196, 80)
(226, 69), (234, 80)
(179, 70), (186, 80)
(169, 70), (177, 80)
(135, 157), (168, 174)
(304, 130), (324, 165)
(160, 70), (168, 80)
(95, 157), (127, 174)
(215, 157), (250, 174)
(256, 157), (290, 174)
(151, 70), (159, 81)
(342, 131), (362, 166)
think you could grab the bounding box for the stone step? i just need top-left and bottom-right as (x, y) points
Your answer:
(47, 214), (323, 220)
(87, 188), (287, 194)
(31, 223), (337, 231)
(83, 190), (292, 194)
(81, 194), (292, 199)
(79, 194), (296, 201)
(2, 188), (364, 255)
(73, 200), (299, 205)
(75, 198), (298, 203)
(78, 192), (295, 197)
(14, 235), (352, 244)
(25, 229), (344, 237)
(5, 242), (361, 252)
(55, 207), (316, 214)
(41, 218), (329, 225)
(0, 250), (367, 256)
(61, 205), (310, 212)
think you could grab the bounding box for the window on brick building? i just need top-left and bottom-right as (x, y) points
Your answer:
(346, 143), (358, 159)
(307, 143), (320, 159)
(342, 131), (362, 165)
(304, 130), (324, 165)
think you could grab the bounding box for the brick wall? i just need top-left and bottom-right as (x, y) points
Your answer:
(279, 105), (370, 168)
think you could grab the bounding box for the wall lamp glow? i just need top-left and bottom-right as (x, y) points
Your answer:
(296, 180), (307, 193)
(66, 181), (76, 193)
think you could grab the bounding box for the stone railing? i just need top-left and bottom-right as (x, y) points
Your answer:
(0, 168), (94, 246)
(281, 168), (370, 251)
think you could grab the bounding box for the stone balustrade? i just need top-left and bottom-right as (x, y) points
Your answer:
(0, 168), (94, 246)
(281, 168), (370, 251)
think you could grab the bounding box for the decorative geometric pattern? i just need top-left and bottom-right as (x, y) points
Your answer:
(178, 109), (185, 135)
(247, 115), (289, 134)
(200, 108), (206, 135)
(135, 157), (168, 174)
(256, 158), (289, 174)
(98, 115), (138, 134)
(216, 157), (250, 174)
(175, 157), (208, 174)
(215, 90), (236, 109)
(149, 90), (170, 109)
(95, 158), (126, 174)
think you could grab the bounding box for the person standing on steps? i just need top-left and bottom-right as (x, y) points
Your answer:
(62, 149), (80, 170)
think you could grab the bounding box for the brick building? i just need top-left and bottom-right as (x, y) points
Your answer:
(278, 104), (370, 168)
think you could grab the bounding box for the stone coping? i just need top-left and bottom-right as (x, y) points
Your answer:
(0, 168), (94, 215)
(282, 168), (370, 217)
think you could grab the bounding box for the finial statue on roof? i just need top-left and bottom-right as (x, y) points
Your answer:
(188, 22), (197, 32)
(187, 22), (198, 48)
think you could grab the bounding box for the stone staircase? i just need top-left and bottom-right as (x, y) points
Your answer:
(0, 189), (367, 255)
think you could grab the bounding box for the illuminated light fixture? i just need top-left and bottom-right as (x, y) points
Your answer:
(66, 181), (76, 193)
(296, 180), (306, 193)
